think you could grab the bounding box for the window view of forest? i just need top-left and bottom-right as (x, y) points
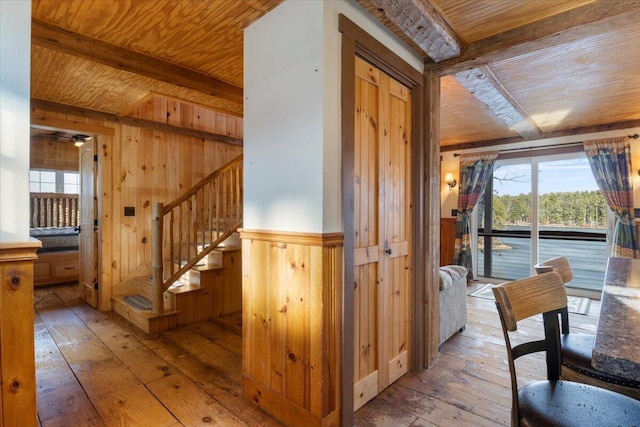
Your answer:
(492, 190), (607, 229)
(477, 158), (608, 289)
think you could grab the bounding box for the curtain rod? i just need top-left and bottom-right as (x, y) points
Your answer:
(453, 133), (640, 157)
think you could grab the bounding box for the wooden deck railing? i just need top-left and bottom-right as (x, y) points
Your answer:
(30, 193), (80, 227)
(151, 155), (243, 315)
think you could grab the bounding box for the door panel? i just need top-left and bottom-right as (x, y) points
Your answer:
(79, 140), (98, 307)
(354, 246), (379, 266)
(353, 57), (412, 410)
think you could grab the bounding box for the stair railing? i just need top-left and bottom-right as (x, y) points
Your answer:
(151, 155), (243, 315)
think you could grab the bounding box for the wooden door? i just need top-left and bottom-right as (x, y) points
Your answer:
(79, 140), (98, 307)
(353, 57), (412, 410)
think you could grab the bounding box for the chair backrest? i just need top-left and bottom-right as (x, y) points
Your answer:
(534, 256), (573, 284)
(492, 272), (568, 424)
(533, 256), (573, 333)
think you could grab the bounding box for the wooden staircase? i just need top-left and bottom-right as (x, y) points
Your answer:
(112, 156), (243, 333)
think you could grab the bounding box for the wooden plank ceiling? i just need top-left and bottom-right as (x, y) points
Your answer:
(358, 0), (640, 148)
(31, 0), (640, 150)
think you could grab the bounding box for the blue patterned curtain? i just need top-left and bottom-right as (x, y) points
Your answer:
(454, 152), (499, 277)
(583, 137), (639, 258)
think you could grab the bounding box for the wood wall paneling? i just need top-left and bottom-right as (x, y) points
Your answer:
(30, 137), (80, 171)
(240, 230), (343, 427)
(32, 98), (243, 310)
(440, 218), (457, 266)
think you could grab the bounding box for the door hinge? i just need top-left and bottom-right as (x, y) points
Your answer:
(94, 219), (98, 227)
(94, 154), (98, 162)
(94, 280), (98, 290)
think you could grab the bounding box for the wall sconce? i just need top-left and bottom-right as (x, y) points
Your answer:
(444, 172), (457, 191)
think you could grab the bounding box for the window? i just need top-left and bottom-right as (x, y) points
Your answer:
(476, 153), (608, 293)
(63, 172), (79, 194)
(29, 169), (79, 194)
(30, 170), (56, 193)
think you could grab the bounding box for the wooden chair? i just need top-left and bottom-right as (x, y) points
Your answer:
(534, 256), (640, 399)
(492, 272), (640, 426)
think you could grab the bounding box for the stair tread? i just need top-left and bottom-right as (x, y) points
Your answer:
(166, 282), (203, 294)
(190, 261), (225, 271)
(112, 294), (177, 318)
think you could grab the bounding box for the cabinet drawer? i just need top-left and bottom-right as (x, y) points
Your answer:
(34, 262), (51, 281)
(55, 260), (79, 278)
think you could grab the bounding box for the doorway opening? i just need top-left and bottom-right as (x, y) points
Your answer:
(29, 126), (99, 307)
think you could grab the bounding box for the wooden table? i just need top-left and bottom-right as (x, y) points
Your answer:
(592, 257), (640, 381)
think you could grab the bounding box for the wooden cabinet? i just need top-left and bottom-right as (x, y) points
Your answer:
(34, 251), (79, 286)
(440, 218), (457, 266)
(0, 241), (40, 426)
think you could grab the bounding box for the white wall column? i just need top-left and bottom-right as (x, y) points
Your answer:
(0, 0), (32, 242)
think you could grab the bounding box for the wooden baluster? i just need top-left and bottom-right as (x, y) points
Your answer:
(152, 203), (164, 315)
(215, 178), (220, 241)
(53, 198), (58, 227)
(46, 198), (51, 227)
(178, 204), (182, 272)
(169, 210), (175, 276)
(222, 172), (227, 231)
(31, 197), (36, 228)
(205, 182), (211, 246)
(235, 165), (240, 223)
(186, 199), (192, 260)
(196, 190), (202, 253)
(39, 197), (42, 227)
(61, 198), (65, 226)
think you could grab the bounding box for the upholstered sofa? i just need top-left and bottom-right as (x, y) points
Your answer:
(438, 265), (468, 347)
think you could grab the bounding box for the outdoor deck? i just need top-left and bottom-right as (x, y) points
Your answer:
(478, 236), (607, 292)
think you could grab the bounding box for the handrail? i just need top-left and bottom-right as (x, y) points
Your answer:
(151, 155), (243, 315)
(163, 155), (243, 213)
(478, 228), (606, 242)
(30, 192), (80, 227)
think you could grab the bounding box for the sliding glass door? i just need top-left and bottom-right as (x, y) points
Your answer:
(476, 153), (608, 293)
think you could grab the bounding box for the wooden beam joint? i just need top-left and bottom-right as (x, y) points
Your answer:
(370, 0), (463, 62)
(428, 1), (640, 75)
(440, 119), (640, 152)
(454, 66), (541, 140)
(31, 98), (243, 146)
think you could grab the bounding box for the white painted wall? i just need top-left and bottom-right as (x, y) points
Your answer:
(244, 0), (422, 233)
(244, 0), (325, 233)
(0, 1), (31, 243)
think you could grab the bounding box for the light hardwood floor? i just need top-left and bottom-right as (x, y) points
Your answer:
(34, 283), (600, 426)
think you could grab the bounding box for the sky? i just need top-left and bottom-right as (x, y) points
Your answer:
(493, 157), (600, 196)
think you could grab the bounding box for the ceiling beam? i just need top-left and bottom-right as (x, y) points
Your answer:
(31, 98), (243, 146)
(369, 0), (463, 62)
(440, 119), (640, 152)
(454, 66), (541, 140)
(31, 18), (243, 105)
(427, 0), (640, 75)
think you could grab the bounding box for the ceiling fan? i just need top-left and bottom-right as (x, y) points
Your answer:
(70, 134), (93, 147)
